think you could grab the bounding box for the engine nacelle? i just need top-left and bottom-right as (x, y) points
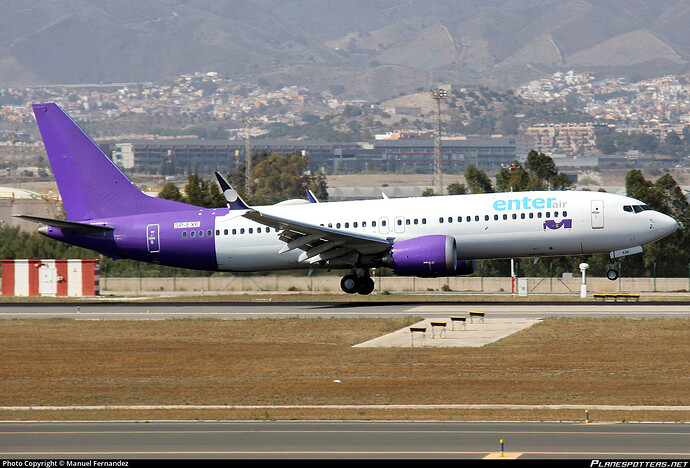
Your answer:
(385, 235), (457, 277)
(455, 259), (477, 276)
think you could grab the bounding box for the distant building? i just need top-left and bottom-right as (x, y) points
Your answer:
(104, 136), (519, 175)
(525, 123), (614, 153)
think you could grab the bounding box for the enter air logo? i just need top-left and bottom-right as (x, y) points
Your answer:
(543, 219), (572, 230)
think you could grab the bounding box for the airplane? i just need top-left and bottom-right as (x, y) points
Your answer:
(16, 103), (679, 295)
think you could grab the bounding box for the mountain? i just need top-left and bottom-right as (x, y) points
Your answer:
(1, 0), (689, 100)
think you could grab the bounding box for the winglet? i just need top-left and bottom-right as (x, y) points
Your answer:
(214, 172), (250, 210)
(306, 189), (319, 203)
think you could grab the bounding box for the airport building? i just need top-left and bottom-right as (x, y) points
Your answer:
(106, 136), (520, 175)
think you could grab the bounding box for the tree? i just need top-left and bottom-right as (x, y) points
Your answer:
(157, 182), (185, 203)
(187, 174), (225, 208)
(227, 151), (328, 205)
(446, 182), (467, 195)
(464, 165), (494, 193)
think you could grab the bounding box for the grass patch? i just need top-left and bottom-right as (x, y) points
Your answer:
(0, 317), (687, 421)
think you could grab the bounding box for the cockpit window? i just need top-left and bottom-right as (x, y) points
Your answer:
(624, 204), (652, 213)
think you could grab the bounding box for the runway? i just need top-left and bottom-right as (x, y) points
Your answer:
(1, 301), (687, 460)
(0, 300), (689, 319)
(1, 421), (689, 459)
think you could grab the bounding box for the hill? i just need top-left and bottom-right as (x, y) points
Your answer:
(1, 1), (689, 99)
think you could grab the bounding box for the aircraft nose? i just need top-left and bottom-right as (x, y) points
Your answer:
(654, 213), (678, 238)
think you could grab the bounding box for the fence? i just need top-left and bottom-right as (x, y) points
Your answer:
(95, 274), (690, 295)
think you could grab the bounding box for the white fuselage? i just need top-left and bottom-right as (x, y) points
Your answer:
(211, 191), (678, 272)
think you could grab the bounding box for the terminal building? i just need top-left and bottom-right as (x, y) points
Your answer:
(106, 136), (521, 175)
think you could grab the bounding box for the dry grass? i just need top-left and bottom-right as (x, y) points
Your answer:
(0, 317), (687, 421)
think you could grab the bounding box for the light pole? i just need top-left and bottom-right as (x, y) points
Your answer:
(430, 88), (447, 195)
(242, 116), (254, 197)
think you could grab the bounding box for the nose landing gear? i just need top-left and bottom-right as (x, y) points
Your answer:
(340, 270), (375, 295)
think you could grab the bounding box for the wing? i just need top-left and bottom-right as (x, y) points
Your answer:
(242, 209), (391, 266)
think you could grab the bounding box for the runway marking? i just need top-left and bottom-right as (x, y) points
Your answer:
(484, 452), (523, 459)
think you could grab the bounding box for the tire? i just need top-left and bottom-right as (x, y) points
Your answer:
(606, 269), (619, 281)
(356, 276), (375, 295)
(340, 274), (358, 294)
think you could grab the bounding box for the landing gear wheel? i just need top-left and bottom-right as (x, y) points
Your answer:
(606, 268), (619, 281)
(340, 274), (358, 294)
(356, 276), (375, 295)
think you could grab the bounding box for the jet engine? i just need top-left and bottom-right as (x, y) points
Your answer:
(384, 235), (458, 277)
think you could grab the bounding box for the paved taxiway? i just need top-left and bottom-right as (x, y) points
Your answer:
(1, 300), (689, 319)
(1, 421), (689, 459)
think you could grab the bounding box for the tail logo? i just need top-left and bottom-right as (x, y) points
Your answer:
(543, 219), (572, 230)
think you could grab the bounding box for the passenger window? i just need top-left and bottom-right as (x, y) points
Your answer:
(232, 229), (237, 235)
(257, 228), (262, 233)
(503, 214), (507, 220)
(537, 213), (542, 218)
(494, 214), (499, 221)
(207, 230), (212, 236)
(224, 229), (228, 235)
(216, 230), (220, 236)
(457, 216), (462, 222)
(545, 212), (550, 218)
(562, 211), (567, 217)
(439, 217), (444, 223)
(405, 219), (410, 225)
(248, 228), (253, 234)
(422, 218), (427, 224)
(191, 231), (196, 237)
(414, 219), (418, 225)
(354, 222), (358, 228)
(475, 216), (479, 222)
(345, 222), (349, 228)
(512, 214), (517, 220)
(198, 230), (204, 237)
(240, 228), (245, 234)
(521, 213), (525, 219)
(266, 227), (270, 233)
(382, 220), (387, 226)
(397, 219), (402, 226)
(372, 221), (377, 227)
(336, 223), (341, 228)
(529, 213), (534, 219)
(183, 231), (187, 238)
(362, 221), (367, 227)
(466, 216), (471, 222)
(484, 215), (489, 221)
(448, 217), (452, 223)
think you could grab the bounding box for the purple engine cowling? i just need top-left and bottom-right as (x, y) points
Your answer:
(386, 235), (458, 277)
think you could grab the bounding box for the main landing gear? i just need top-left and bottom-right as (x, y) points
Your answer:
(340, 270), (375, 295)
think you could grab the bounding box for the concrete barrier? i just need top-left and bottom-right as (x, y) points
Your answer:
(87, 275), (690, 295)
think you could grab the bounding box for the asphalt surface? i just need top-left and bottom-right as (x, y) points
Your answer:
(1, 300), (689, 319)
(1, 421), (689, 460)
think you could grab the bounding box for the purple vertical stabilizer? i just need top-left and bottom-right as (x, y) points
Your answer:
(32, 103), (196, 221)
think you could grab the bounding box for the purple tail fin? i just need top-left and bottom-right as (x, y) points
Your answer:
(33, 103), (195, 220)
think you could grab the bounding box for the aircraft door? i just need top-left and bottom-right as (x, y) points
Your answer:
(378, 217), (390, 234)
(394, 216), (406, 234)
(147, 224), (161, 253)
(591, 200), (604, 229)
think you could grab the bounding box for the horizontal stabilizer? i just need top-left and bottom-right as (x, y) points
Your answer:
(13, 214), (114, 233)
